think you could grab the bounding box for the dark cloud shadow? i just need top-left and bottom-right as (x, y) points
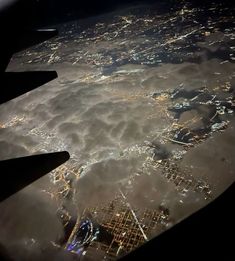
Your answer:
(0, 244), (12, 261)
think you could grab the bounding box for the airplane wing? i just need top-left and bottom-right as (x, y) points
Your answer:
(0, 151), (70, 202)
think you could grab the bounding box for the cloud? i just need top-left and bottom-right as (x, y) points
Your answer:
(0, 187), (64, 244)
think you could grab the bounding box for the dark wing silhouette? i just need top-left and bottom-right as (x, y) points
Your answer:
(0, 71), (58, 104)
(0, 151), (70, 202)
